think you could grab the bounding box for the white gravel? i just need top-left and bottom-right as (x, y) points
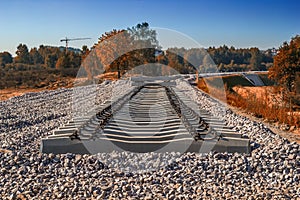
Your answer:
(0, 78), (299, 199)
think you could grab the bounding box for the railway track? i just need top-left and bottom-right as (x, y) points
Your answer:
(41, 79), (250, 154)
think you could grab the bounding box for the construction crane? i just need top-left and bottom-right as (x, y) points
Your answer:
(60, 37), (91, 53)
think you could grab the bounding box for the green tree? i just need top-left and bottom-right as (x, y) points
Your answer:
(269, 35), (300, 92)
(55, 54), (70, 69)
(45, 54), (57, 68)
(69, 51), (81, 68)
(249, 47), (262, 71)
(128, 22), (159, 48)
(82, 45), (90, 56)
(38, 45), (63, 66)
(0, 51), (13, 66)
(127, 22), (159, 66)
(29, 47), (44, 65)
(14, 44), (31, 64)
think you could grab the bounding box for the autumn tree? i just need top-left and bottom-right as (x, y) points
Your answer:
(81, 49), (103, 80)
(93, 29), (132, 79)
(269, 35), (300, 92)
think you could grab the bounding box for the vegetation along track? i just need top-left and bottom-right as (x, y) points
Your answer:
(41, 82), (250, 154)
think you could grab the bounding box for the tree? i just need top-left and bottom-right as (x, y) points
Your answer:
(127, 22), (159, 66)
(269, 35), (300, 92)
(81, 50), (103, 80)
(128, 22), (159, 49)
(68, 51), (81, 68)
(249, 47), (262, 71)
(165, 49), (184, 73)
(94, 29), (133, 79)
(29, 47), (43, 65)
(81, 45), (90, 59)
(14, 44), (31, 64)
(45, 54), (57, 68)
(55, 54), (70, 69)
(38, 45), (63, 67)
(91, 23), (160, 79)
(0, 51), (13, 66)
(182, 48), (200, 73)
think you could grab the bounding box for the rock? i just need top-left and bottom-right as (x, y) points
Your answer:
(289, 126), (296, 131)
(0, 149), (12, 154)
(10, 192), (17, 199)
(0, 79), (299, 199)
(66, 153), (74, 159)
(101, 183), (113, 191)
(74, 154), (82, 164)
(97, 191), (106, 199)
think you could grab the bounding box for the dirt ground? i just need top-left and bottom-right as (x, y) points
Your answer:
(0, 76), (76, 101)
(0, 88), (47, 101)
(0, 72), (120, 101)
(0, 84), (74, 101)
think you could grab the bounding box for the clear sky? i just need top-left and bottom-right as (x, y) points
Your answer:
(0, 0), (299, 55)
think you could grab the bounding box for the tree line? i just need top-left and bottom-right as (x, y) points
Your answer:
(0, 44), (82, 69)
(0, 44), (85, 88)
(0, 23), (274, 75)
(157, 46), (273, 74)
(0, 22), (288, 90)
(82, 22), (274, 80)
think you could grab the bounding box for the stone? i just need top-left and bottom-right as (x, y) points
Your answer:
(288, 154), (295, 160)
(0, 149), (12, 154)
(0, 78), (298, 199)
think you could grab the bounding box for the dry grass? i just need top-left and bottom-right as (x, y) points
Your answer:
(198, 78), (300, 128)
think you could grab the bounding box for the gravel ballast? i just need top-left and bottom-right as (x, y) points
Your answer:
(0, 79), (299, 199)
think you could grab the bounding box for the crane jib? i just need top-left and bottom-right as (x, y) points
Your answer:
(60, 37), (91, 52)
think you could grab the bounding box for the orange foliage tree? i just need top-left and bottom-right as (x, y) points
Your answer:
(269, 35), (300, 93)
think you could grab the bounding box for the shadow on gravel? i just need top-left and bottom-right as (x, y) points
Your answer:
(250, 141), (260, 151)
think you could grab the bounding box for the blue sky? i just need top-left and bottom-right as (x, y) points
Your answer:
(0, 0), (299, 55)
